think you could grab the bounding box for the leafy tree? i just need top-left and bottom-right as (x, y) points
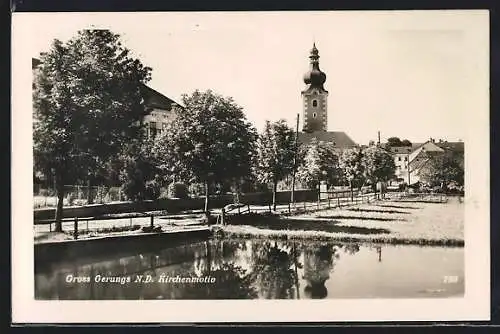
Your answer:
(296, 139), (322, 190)
(361, 146), (396, 189)
(154, 90), (257, 214)
(386, 137), (412, 147)
(297, 138), (341, 192)
(255, 120), (296, 211)
(401, 139), (412, 146)
(119, 139), (163, 202)
(33, 30), (152, 231)
(419, 152), (464, 189)
(386, 137), (403, 147)
(338, 148), (365, 197)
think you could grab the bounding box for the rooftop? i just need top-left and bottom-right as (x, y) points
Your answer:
(298, 131), (357, 149)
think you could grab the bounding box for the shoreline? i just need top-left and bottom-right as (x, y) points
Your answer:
(34, 198), (464, 250)
(218, 226), (464, 247)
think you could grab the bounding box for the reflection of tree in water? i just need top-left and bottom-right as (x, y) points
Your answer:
(249, 241), (301, 299)
(183, 240), (257, 299)
(180, 262), (257, 299)
(343, 243), (361, 256)
(301, 243), (342, 299)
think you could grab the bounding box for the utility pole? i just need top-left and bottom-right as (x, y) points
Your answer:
(377, 131), (381, 146)
(407, 153), (411, 186)
(290, 113), (300, 206)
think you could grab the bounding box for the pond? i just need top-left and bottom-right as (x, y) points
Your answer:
(35, 239), (464, 299)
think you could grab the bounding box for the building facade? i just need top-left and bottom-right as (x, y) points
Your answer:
(382, 138), (464, 185)
(140, 85), (181, 138)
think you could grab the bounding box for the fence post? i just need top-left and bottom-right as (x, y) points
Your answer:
(150, 214), (154, 228)
(328, 198), (331, 209)
(49, 222), (52, 232)
(288, 202), (291, 213)
(86, 219), (89, 233)
(130, 217), (132, 227)
(248, 204), (250, 214)
(74, 217), (79, 240)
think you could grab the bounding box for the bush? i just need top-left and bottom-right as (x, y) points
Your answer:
(66, 192), (76, 206)
(189, 183), (205, 197)
(145, 179), (162, 200)
(168, 182), (189, 199)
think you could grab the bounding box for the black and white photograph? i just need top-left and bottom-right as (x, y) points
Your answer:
(12, 10), (489, 323)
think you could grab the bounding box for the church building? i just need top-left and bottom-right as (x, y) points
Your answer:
(298, 44), (357, 150)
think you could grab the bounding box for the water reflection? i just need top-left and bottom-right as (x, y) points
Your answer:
(35, 239), (464, 300)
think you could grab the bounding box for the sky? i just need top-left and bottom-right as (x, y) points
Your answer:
(20, 10), (488, 145)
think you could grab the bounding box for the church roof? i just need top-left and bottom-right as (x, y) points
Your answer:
(298, 131), (357, 149)
(140, 84), (182, 111)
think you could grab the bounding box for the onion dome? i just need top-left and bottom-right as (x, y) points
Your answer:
(303, 43), (327, 89)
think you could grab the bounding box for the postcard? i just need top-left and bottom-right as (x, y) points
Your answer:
(11, 10), (490, 323)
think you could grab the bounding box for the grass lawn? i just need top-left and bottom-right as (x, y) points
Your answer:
(222, 197), (464, 246)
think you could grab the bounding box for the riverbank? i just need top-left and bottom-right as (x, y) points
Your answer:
(220, 199), (464, 246)
(34, 197), (464, 248)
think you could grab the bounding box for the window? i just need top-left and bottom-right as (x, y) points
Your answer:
(312, 100), (318, 107)
(149, 122), (157, 137)
(312, 112), (317, 118)
(398, 157), (401, 161)
(404, 157), (408, 161)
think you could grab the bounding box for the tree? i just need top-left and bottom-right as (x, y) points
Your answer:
(119, 138), (163, 202)
(361, 146), (396, 190)
(255, 120), (296, 211)
(386, 137), (403, 147)
(401, 139), (412, 146)
(419, 152), (464, 189)
(338, 148), (365, 198)
(297, 138), (340, 192)
(154, 90), (257, 214)
(386, 137), (412, 147)
(33, 30), (152, 231)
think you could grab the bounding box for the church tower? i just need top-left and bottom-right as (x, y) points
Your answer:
(301, 43), (328, 133)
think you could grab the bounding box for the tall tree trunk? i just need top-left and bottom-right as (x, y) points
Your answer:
(87, 178), (93, 205)
(272, 181), (277, 211)
(54, 182), (64, 232)
(204, 180), (210, 214)
(317, 182), (321, 204)
(349, 180), (354, 202)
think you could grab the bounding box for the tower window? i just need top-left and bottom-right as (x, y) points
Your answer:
(313, 112), (317, 118)
(312, 100), (318, 107)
